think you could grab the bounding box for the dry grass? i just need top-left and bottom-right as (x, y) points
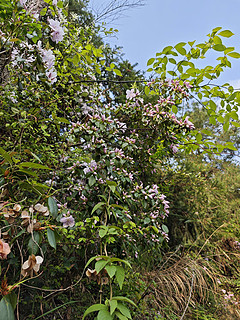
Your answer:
(141, 254), (218, 318)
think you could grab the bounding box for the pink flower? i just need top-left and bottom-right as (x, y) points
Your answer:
(0, 239), (11, 259)
(48, 19), (65, 43)
(170, 144), (179, 154)
(184, 116), (195, 130)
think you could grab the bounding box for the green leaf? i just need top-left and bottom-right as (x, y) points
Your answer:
(47, 228), (56, 250)
(232, 121), (240, 127)
(201, 129), (212, 136)
(0, 147), (12, 164)
(109, 300), (118, 315)
(212, 44), (226, 51)
(209, 116), (216, 125)
(97, 309), (113, 320)
(95, 259), (109, 274)
(175, 43), (186, 55)
(117, 303), (132, 319)
(218, 30), (234, 38)
(113, 69), (122, 76)
(0, 296), (15, 320)
(162, 224), (169, 233)
(209, 100), (217, 111)
(82, 304), (107, 320)
(28, 231), (40, 255)
(106, 180), (117, 193)
(196, 133), (202, 143)
(227, 52), (240, 58)
(19, 162), (50, 170)
(5, 292), (17, 311)
(18, 169), (39, 178)
(225, 142), (237, 151)
(172, 105), (178, 114)
(105, 265), (116, 278)
(48, 197), (58, 218)
(112, 297), (137, 308)
(99, 227), (108, 238)
(217, 115), (224, 123)
(115, 266), (125, 289)
(91, 202), (105, 214)
(115, 311), (128, 320)
(223, 122), (229, 132)
(88, 175), (96, 187)
(147, 58), (155, 66)
(40, 7), (47, 16)
(109, 258), (131, 268)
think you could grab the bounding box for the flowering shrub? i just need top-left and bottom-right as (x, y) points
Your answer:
(0, 0), (240, 319)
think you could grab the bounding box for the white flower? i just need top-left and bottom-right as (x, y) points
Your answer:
(46, 68), (57, 84)
(21, 255), (44, 277)
(48, 19), (65, 43)
(126, 89), (137, 100)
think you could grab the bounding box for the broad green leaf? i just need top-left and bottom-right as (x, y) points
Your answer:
(40, 7), (47, 16)
(109, 300), (118, 315)
(201, 129), (212, 136)
(232, 121), (240, 127)
(105, 265), (116, 278)
(0, 296), (15, 320)
(85, 255), (108, 269)
(106, 180), (117, 193)
(113, 69), (122, 76)
(117, 303), (132, 319)
(162, 224), (169, 233)
(88, 175), (96, 187)
(18, 169), (39, 178)
(115, 266), (125, 290)
(230, 111), (238, 120)
(48, 197), (58, 218)
(115, 311), (128, 320)
(112, 297), (137, 308)
(212, 44), (226, 51)
(223, 122), (229, 132)
(82, 304), (107, 320)
(147, 58), (155, 66)
(224, 142), (237, 151)
(175, 43), (186, 55)
(24, 149), (42, 163)
(196, 133), (202, 143)
(217, 115), (224, 123)
(28, 231), (40, 255)
(19, 162), (50, 170)
(95, 259), (109, 274)
(227, 52), (240, 58)
(0, 147), (12, 164)
(47, 229), (56, 250)
(109, 258), (131, 268)
(209, 100), (217, 111)
(218, 30), (234, 38)
(97, 309), (113, 320)
(172, 105), (178, 114)
(91, 202), (105, 214)
(5, 292), (17, 311)
(99, 228), (108, 238)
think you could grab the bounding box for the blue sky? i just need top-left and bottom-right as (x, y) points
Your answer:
(88, 0), (240, 85)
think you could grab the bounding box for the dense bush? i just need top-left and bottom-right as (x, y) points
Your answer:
(0, 0), (239, 319)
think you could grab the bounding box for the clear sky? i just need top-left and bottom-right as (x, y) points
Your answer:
(88, 0), (240, 85)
